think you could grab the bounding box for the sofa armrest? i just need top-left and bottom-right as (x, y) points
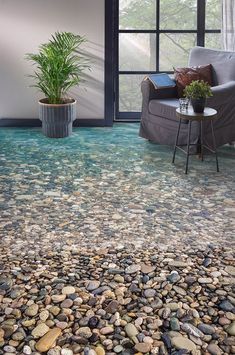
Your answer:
(207, 81), (235, 107)
(141, 79), (178, 115)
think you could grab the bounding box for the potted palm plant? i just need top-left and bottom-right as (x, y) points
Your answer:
(184, 80), (213, 113)
(26, 32), (90, 138)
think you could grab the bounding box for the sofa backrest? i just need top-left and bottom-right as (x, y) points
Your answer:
(189, 46), (235, 85)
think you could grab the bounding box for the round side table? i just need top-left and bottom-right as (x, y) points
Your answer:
(172, 107), (219, 174)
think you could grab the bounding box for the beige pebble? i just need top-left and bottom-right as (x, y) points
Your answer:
(35, 328), (62, 352)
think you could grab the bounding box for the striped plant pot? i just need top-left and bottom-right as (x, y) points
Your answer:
(39, 99), (76, 138)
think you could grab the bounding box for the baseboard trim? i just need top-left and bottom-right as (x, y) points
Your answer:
(74, 119), (106, 127)
(0, 118), (106, 127)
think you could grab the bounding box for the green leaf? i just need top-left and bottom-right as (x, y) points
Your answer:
(184, 80), (213, 99)
(25, 31), (91, 104)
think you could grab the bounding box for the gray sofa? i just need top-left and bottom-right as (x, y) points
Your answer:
(139, 46), (235, 148)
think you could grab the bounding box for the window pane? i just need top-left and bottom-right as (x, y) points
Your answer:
(160, 0), (197, 30)
(119, 33), (156, 71)
(206, 0), (222, 29)
(119, 75), (144, 112)
(119, 0), (156, 30)
(159, 33), (197, 71)
(205, 33), (222, 49)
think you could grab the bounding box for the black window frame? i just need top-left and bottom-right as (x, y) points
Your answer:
(113, 0), (221, 121)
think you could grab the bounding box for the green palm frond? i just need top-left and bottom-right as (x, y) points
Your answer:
(25, 32), (90, 104)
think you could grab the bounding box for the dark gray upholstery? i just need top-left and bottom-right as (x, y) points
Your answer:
(139, 46), (235, 148)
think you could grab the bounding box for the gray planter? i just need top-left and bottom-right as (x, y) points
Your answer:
(39, 99), (76, 138)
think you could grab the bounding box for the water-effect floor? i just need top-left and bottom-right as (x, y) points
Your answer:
(0, 124), (234, 252)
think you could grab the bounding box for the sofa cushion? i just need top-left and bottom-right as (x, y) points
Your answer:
(212, 58), (235, 85)
(174, 64), (213, 97)
(149, 98), (179, 122)
(189, 47), (235, 65)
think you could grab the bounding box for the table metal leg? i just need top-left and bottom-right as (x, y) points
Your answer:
(172, 118), (182, 164)
(185, 121), (192, 174)
(200, 120), (204, 161)
(211, 120), (219, 172)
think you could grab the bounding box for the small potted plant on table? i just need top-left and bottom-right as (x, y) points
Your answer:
(26, 32), (90, 138)
(184, 80), (213, 113)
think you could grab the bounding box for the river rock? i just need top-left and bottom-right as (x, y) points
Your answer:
(226, 321), (235, 336)
(198, 323), (215, 335)
(171, 336), (197, 351)
(113, 345), (124, 353)
(76, 327), (92, 338)
(168, 261), (188, 268)
(87, 316), (99, 329)
(198, 277), (213, 284)
(203, 257), (212, 267)
(25, 304), (39, 317)
(100, 326), (114, 335)
(170, 318), (180, 331)
(173, 286), (186, 296)
(61, 299), (73, 308)
(3, 345), (16, 352)
(0, 277), (12, 291)
(144, 289), (156, 298)
(207, 343), (222, 355)
(35, 328), (62, 352)
(219, 300), (234, 312)
(125, 264), (141, 274)
(0, 328), (5, 340)
(167, 271), (181, 283)
(47, 347), (61, 355)
(166, 302), (179, 311)
(181, 323), (204, 338)
(51, 294), (66, 303)
(95, 346), (105, 355)
(32, 323), (50, 338)
(141, 264), (155, 274)
(39, 310), (49, 321)
(134, 342), (151, 353)
(86, 281), (100, 291)
(61, 349), (73, 355)
(225, 266), (235, 276)
(125, 323), (138, 338)
(23, 345), (32, 354)
(105, 300), (119, 313)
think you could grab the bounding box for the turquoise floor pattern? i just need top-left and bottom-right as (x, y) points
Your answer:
(0, 124), (234, 252)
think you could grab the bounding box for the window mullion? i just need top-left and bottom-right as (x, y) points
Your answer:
(197, 0), (205, 46)
(156, 0), (160, 72)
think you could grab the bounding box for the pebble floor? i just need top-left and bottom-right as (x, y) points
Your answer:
(0, 124), (234, 355)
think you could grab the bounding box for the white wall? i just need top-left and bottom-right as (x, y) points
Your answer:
(0, 0), (105, 119)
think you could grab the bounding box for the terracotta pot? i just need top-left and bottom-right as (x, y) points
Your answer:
(191, 98), (206, 114)
(39, 98), (76, 138)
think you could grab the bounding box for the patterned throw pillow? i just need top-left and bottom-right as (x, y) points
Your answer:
(174, 64), (213, 98)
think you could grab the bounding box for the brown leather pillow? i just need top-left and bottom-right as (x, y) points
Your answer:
(174, 64), (213, 97)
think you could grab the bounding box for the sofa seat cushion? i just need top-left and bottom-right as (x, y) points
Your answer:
(149, 98), (180, 122)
